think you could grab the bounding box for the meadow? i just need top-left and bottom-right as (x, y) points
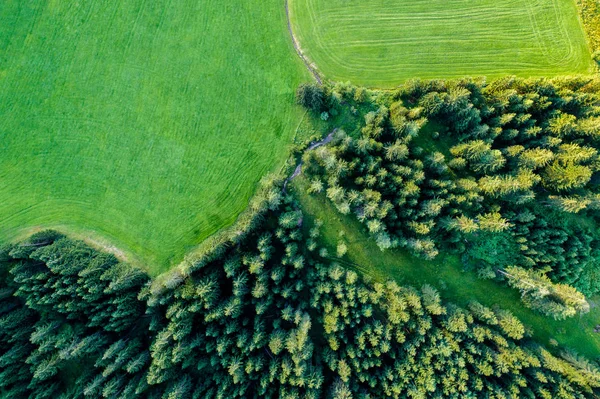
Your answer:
(288, 0), (595, 86)
(0, 0), (309, 274)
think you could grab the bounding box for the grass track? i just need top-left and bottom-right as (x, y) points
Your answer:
(289, 0), (595, 86)
(0, 0), (309, 275)
(292, 177), (600, 358)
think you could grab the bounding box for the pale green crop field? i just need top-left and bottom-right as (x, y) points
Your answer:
(0, 0), (308, 274)
(289, 0), (595, 86)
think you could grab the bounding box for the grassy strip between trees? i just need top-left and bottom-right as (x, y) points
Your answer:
(292, 176), (600, 359)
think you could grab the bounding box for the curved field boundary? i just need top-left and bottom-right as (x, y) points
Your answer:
(285, 0), (322, 84)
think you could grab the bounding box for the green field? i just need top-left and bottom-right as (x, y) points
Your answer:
(0, 1), (309, 274)
(289, 0), (595, 86)
(293, 177), (600, 358)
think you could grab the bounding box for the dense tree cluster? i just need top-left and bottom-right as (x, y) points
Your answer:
(140, 205), (323, 399)
(299, 78), (600, 317)
(302, 105), (450, 259)
(501, 266), (589, 320)
(309, 264), (600, 398)
(465, 207), (600, 297)
(0, 231), (150, 398)
(296, 83), (326, 114)
(2, 195), (600, 398)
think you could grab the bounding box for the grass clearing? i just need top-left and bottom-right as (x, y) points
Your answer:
(0, 0), (309, 274)
(289, 0), (595, 86)
(292, 177), (600, 358)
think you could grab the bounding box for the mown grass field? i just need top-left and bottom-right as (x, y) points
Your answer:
(293, 177), (600, 358)
(289, 0), (595, 86)
(0, 1), (309, 274)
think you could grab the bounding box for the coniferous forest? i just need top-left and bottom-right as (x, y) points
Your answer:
(3, 77), (600, 398)
(2, 210), (600, 398)
(301, 77), (600, 321)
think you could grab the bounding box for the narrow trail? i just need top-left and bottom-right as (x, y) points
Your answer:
(285, 0), (322, 84)
(283, 128), (337, 192)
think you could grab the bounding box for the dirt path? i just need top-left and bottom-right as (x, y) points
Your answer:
(283, 129), (336, 192)
(285, 0), (322, 84)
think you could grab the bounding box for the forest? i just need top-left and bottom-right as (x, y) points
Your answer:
(2, 76), (600, 398)
(1, 193), (600, 398)
(299, 77), (600, 321)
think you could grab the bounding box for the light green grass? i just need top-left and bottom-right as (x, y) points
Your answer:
(0, 1), (309, 274)
(289, 0), (596, 87)
(293, 177), (600, 358)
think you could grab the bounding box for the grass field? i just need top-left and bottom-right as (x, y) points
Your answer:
(0, 1), (309, 274)
(293, 177), (600, 358)
(288, 0), (595, 86)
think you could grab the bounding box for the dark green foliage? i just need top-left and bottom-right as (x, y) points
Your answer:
(463, 231), (517, 278)
(299, 77), (600, 312)
(0, 232), (151, 398)
(1, 200), (328, 398)
(463, 207), (600, 295)
(140, 200), (324, 398)
(2, 198), (600, 398)
(296, 83), (326, 113)
(507, 209), (600, 296)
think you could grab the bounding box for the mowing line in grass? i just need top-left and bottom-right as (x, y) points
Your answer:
(289, 0), (595, 86)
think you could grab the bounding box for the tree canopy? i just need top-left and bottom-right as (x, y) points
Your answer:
(300, 77), (600, 318)
(2, 190), (600, 398)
